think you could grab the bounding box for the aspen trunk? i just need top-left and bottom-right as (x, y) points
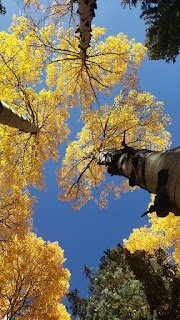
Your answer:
(76, 0), (97, 59)
(0, 101), (38, 134)
(96, 146), (180, 217)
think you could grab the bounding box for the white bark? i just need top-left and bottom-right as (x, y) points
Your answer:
(0, 101), (38, 134)
(75, 0), (97, 59)
(97, 147), (180, 217)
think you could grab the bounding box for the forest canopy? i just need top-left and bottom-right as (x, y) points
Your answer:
(0, 1), (179, 319)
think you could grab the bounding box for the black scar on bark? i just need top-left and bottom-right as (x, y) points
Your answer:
(107, 153), (120, 176)
(102, 148), (179, 218)
(106, 147), (137, 179)
(154, 169), (171, 217)
(157, 169), (169, 191)
(142, 169), (171, 217)
(130, 155), (147, 189)
(129, 156), (141, 187)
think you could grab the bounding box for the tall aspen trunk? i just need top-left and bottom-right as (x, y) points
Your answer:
(96, 146), (180, 217)
(0, 101), (38, 134)
(76, 0), (97, 59)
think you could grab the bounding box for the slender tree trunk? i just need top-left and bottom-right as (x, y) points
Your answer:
(76, 0), (97, 59)
(0, 101), (38, 134)
(96, 146), (180, 217)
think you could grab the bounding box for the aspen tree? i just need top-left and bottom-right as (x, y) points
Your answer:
(0, 18), (69, 191)
(97, 146), (180, 217)
(58, 90), (171, 212)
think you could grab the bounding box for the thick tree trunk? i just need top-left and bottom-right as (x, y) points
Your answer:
(96, 146), (180, 217)
(0, 101), (38, 134)
(75, 0), (97, 60)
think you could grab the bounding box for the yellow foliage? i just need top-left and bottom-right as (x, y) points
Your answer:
(0, 17), (70, 191)
(58, 90), (171, 209)
(0, 188), (33, 243)
(0, 16), (146, 194)
(1, 18), (48, 88)
(0, 11), (176, 319)
(0, 90), (69, 191)
(24, 0), (40, 8)
(46, 27), (146, 108)
(124, 198), (180, 267)
(0, 20), (71, 318)
(23, 0), (72, 21)
(0, 233), (70, 319)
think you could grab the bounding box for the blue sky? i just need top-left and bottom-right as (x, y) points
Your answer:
(1, 0), (180, 296)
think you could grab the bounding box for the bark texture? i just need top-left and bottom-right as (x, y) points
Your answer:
(97, 146), (180, 217)
(75, 0), (97, 60)
(0, 101), (38, 134)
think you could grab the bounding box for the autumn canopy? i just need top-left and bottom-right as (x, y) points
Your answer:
(0, 0), (179, 318)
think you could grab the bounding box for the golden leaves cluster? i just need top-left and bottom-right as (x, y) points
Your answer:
(0, 91), (69, 191)
(124, 195), (180, 267)
(23, 0), (73, 22)
(0, 188), (33, 243)
(58, 90), (171, 209)
(0, 187), (70, 318)
(0, 16), (148, 203)
(46, 27), (146, 108)
(0, 17), (70, 318)
(0, 17), (70, 191)
(124, 213), (180, 268)
(0, 190), (70, 319)
(0, 233), (70, 319)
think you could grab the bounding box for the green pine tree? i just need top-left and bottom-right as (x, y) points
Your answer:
(67, 245), (180, 320)
(121, 0), (180, 62)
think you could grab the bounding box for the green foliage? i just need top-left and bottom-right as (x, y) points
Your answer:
(125, 248), (180, 319)
(67, 245), (180, 320)
(0, 0), (5, 14)
(121, 0), (180, 62)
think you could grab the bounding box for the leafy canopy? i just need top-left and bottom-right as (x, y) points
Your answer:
(0, 188), (33, 243)
(0, 15), (146, 194)
(58, 90), (171, 209)
(124, 197), (180, 267)
(46, 26), (146, 108)
(0, 16), (69, 191)
(0, 233), (70, 319)
(0, 4), (178, 318)
(0, 16), (72, 319)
